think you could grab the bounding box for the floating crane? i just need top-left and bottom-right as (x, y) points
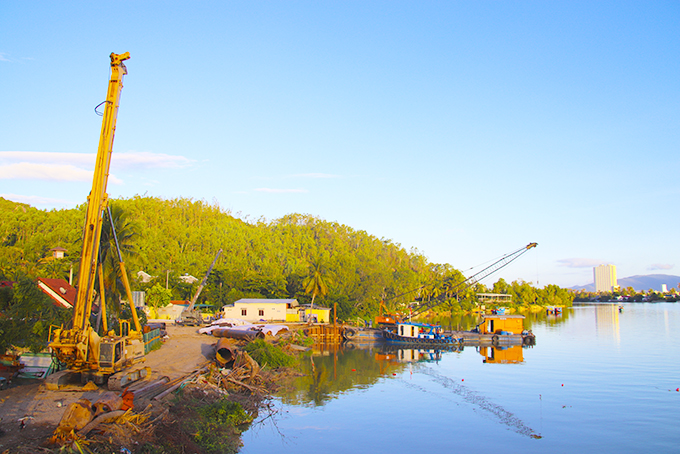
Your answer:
(376, 242), (538, 324)
(48, 53), (148, 390)
(410, 242), (537, 318)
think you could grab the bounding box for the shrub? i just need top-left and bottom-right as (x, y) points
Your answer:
(244, 339), (297, 368)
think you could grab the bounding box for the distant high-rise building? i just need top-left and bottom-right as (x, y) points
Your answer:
(594, 264), (617, 292)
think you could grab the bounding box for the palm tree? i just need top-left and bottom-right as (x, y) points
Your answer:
(303, 256), (331, 320)
(98, 204), (137, 314)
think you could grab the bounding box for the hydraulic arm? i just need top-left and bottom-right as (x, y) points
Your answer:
(177, 249), (223, 326)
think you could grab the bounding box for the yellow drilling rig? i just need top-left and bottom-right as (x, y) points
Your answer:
(47, 53), (148, 390)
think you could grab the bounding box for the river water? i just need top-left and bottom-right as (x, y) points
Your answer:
(242, 303), (680, 453)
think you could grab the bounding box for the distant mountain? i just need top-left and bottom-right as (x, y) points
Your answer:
(571, 274), (680, 292)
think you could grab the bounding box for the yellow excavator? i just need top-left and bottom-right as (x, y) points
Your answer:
(47, 53), (148, 390)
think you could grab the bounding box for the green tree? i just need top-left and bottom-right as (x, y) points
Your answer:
(492, 278), (510, 295)
(510, 280), (538, 306)
(146, 283), (172, 308)
(99, 204), (138, 313)
(0, 275), (70, 354)
(303, 255), (331, 311)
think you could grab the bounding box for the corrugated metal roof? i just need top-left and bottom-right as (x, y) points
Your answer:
(234, 298), (298, 306)
(37, 278), (76, 309)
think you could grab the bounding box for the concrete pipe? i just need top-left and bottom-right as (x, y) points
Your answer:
(212, 328), (265, 340)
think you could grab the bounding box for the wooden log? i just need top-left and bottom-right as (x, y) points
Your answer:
(77, 410), (127, 436)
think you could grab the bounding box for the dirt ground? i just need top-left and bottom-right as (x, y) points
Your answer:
(0, 323), (216, 452)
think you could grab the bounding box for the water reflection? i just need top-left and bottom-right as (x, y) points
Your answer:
(375, 345), (450, 363)
(279, 343), (462, 407)
(594, 303), (621, 344)
(246, 304), (680, 454)
(280, 345), (388, 407)
(478, 345), (524, 364)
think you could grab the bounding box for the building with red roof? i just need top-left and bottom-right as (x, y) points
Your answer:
(37, 278), (76, 309)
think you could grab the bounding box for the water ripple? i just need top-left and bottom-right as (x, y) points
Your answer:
(419, 366), (539, 438)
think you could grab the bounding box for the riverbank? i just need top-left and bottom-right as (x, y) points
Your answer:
(0, 324), (306, 453)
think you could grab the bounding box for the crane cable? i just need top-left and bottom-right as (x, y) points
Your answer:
(410, 243), (537, 317)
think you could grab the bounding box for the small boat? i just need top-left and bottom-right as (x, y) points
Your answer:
(382, 322), (463, 346)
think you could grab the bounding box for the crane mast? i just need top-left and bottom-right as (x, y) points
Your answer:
(74, 52), (129, 332)
(49, 53), (147, 389)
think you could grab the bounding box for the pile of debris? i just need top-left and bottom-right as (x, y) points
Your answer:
(46, 337), (284, 452)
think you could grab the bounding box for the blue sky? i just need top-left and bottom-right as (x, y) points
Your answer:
(1, 1), (679, 289)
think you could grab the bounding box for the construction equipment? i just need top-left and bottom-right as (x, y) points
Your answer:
(48, 53), (148, 390)
(176, 249), (223, 326)
(410, 242), (537, 318)
(376, 243), (538, 324)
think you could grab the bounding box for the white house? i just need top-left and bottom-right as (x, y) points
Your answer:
(221, 298), (299, 323)
(137, 270), (153, 283)
(179, 274), (198, 284)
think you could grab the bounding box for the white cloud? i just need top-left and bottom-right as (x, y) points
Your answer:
(557, 258), (604, 268)
(0, 151), (193, 182)
(0, 193), (74, 206)
(649, 263), (674, 271)
(255, 188), (308, 193)
(0, 162), (92, 181)
(0, 53), (10, 62)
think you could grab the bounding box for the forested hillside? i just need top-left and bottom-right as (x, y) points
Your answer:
(0, 196), (572, 320)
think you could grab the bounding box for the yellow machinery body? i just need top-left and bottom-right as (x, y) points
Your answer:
(48, 53), (146, 389)
(477, 314), (526, 335)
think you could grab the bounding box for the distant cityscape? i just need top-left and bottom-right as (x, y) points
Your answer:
(571, 264), (680, 295)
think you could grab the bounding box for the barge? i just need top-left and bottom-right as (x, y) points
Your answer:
(382, 321), (464, 347)
(376, 314), (535, 346)
(460, 314), (535, 345)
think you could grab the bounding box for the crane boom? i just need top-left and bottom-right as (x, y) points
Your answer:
(410, 243), (537, 318)
(188, 249), (223, 311)
(177, 249), (223, 326)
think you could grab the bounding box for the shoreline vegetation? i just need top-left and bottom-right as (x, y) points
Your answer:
(0, 195), (574, 354)
(0, 194), (573, 313)
(0, 195), (573, 452)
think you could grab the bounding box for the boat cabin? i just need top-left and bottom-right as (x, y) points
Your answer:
(478, 314), (525, 335)
(395, 322), (443, 339)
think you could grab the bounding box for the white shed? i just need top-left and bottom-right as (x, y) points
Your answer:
(221, 298), (298, 322)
